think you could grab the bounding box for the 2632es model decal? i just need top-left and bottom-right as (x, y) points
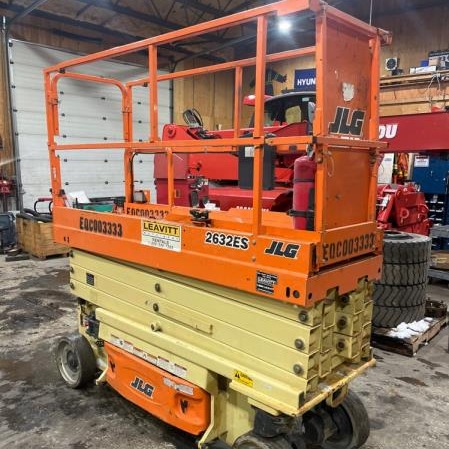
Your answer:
(204, 231), (249, 250)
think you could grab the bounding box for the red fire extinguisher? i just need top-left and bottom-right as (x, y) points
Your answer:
(290, 156), (316, 230)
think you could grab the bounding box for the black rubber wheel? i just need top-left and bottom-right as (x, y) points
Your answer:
(321, 391), (370, 449)
(382, 231), (431, 264)
(233, 433), (292, 449)
(55, 333), (97, 388)
(372, 302), (426, 328)
(373, 284), (427, 328)
(373, 284), (426, 308)
(373, 231), (430, 328)
(378, 261), (429, 286)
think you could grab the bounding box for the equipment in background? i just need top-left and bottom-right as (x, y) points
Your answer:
(377, 184), (430, 236)
(385, 57), (403, 76)
(412, 153), (449, 247)
(249, 67), (287, 96)
(391, 153), (409, 184)
(0, 213), (16, 251)
(33, 197), (53, 215)
(373, 231), (431, 328)
(0, 177), (14, 213)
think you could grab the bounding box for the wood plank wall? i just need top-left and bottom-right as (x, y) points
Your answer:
(173, 60), (235, 130)
(174, 3), (449, 125)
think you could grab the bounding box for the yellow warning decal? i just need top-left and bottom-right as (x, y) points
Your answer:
(233, 370), (254, 388)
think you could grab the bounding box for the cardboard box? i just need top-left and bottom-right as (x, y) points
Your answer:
(430, 251), (449, 270)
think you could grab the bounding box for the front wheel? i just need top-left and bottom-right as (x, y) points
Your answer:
(55, 333), (97, 388)
(321, 391), (370, 449)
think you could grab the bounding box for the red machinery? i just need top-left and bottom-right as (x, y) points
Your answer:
(0, 177), (14, 213)
(154, 98), (447, 236)
(377, 183), (430, 235)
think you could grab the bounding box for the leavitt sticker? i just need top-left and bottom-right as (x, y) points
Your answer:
(142, 221), (181, 252)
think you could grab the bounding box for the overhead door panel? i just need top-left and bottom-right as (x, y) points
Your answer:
(9, 40), (171, 208)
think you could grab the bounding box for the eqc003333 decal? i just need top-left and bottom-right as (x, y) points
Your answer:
(79, 217), (123, 237)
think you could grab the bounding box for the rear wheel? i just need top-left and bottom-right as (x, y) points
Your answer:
(233, 433), (292, 449)
(321, 391), (370, 449)
(55, 333), (97, 388)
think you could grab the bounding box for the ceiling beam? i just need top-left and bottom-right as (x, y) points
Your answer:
(369, 0), (449, 19)
(0, 1), (224, 63)
(172, 0), (222, 17)
(74, 0), (227, 43)
(6, 0), (49, 29)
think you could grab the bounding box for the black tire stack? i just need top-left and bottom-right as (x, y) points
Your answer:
(373, 231), (431, 328)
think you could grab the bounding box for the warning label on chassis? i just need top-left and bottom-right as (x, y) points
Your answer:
(256, 271), (278, 295)
(141, 221), (181, 252)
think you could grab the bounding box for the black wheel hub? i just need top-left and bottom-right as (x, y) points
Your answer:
(66, 350), (79, 371)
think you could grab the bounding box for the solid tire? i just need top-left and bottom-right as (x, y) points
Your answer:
(378, 261), (429, 286)
(372, 302), (426, 328)
(382, 231), (431, 264)
(55, 333), (97, 389)
(373, 284), (427, 328)
(321, 391), (370, 449)
(373, 283), (426, 308)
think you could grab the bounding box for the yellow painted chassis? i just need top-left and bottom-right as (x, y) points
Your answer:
(71, 249), (375, 447)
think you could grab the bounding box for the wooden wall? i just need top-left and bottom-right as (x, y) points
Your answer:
(173, 61), (235, 130)
(173, 2), (449, 126)
(376, 4), (449, 78)
(380, 71), (449, 116)
(0, 35), (13, 179)
(173, 54), (315, 131)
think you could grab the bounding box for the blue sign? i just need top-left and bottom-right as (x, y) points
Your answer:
(294, 68), (316, 92)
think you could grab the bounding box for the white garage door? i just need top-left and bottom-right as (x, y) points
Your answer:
(9, 40), (171, 209)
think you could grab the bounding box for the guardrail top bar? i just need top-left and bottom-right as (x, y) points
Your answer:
(44, 0), (387, 74)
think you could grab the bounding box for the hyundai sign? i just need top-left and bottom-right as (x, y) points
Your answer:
(294, 68), (316, 92)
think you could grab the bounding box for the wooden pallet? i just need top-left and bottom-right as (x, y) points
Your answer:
(16, 217), (69, 260)
(371, 316), (447, 357)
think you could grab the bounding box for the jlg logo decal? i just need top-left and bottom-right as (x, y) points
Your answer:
(264, 241), (300, 259)
(130, 376), (154, 398)
(329, 107), (365, 136)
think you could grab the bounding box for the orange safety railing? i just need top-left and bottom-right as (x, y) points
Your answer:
(44, 0), (391, 306)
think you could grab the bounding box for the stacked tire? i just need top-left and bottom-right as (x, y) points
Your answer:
(373, 231), (431, 328)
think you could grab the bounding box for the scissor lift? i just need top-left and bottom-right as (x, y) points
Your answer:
(50, 1), (390, 448)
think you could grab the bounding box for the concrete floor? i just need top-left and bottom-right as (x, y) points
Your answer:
(0, 255), (448, 449)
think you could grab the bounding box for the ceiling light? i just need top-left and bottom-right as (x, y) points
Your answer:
(278, 18), (292, 33)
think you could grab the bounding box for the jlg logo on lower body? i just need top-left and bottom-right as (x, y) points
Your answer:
(130, 376), (155, 398)
(264, 240), (300, 259)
